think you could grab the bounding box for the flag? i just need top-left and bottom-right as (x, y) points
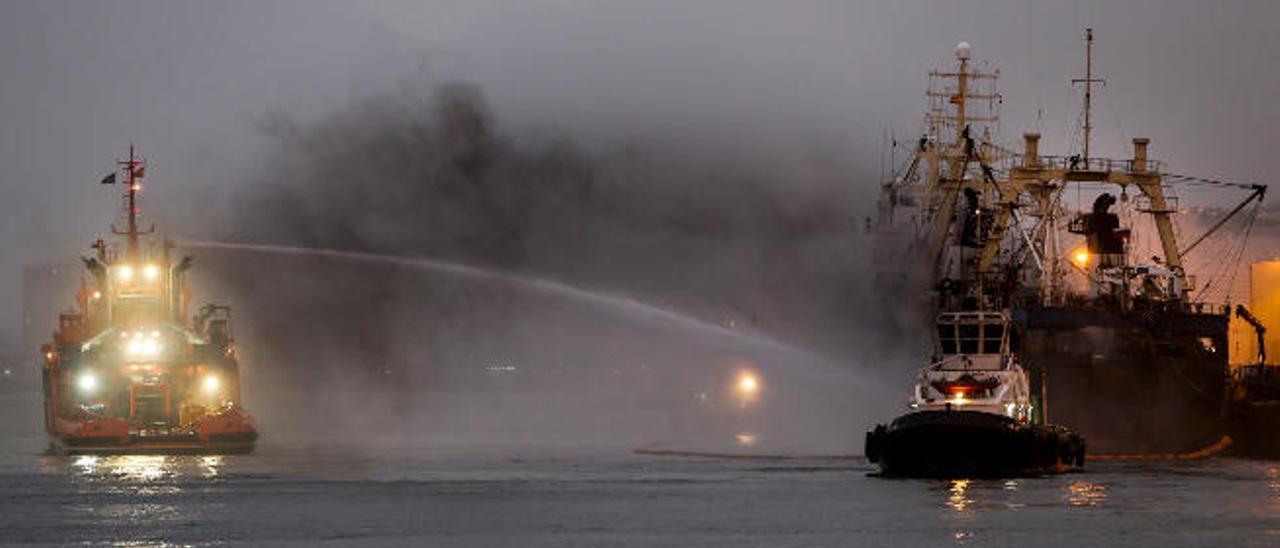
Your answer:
(100, 172), (116, 185)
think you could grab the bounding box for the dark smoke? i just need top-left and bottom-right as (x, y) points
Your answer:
(231, 82), (596, 269)
(191, 79), (918, 451)
(220, 79), (897, 349)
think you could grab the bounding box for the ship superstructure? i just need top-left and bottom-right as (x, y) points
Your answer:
(874, 33), (1266, 454)
(39, 147), (257, 453)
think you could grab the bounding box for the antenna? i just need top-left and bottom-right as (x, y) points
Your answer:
(112, 144), (153, 260)
(1071, 28), (1105, 162)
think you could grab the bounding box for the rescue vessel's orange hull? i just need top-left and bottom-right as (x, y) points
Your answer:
(50, 405), (257, 455)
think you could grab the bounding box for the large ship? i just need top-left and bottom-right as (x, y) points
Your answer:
(39, 147), (257, 454)
(872, 33), (1267, 456)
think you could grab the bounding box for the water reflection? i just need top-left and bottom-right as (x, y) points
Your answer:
(66, 454), (230, 482)
(111, 455), (168, 482)
(945, 480), (977, 544)
(1263, 465), (1280, 514)
(73, 454), (100, 474)
(947, 479), (974, 512)
(1065, 480), (1107, 507)
(201, 455), (223, 478)
(68, 455), (181, 483)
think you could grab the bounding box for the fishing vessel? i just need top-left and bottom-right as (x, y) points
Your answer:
(39, 147), (257, 454)
(869, 32), (1266, 458)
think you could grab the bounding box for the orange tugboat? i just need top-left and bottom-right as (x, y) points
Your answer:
(39, 147), (257, 454)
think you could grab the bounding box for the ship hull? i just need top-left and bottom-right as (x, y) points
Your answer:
(52, 434), (257, 455)
(1018, 307), (1229, 456)
(866, 410), (1085, 478)
(47, 406), (258, 455)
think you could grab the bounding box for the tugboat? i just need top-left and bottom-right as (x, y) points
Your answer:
(866, 311), (1084, 477)
(39, 147), (257, 454)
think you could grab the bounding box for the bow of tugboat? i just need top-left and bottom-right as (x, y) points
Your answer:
(39, 146), (258, 455)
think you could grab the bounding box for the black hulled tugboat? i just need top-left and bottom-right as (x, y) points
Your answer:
(866, 311), (1085, 478)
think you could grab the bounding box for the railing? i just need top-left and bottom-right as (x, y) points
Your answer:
(1011, 155), (1165, 174)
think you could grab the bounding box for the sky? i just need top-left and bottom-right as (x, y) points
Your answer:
(2, 0), (1278, 353)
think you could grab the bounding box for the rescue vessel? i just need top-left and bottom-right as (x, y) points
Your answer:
(868, 32), (1266, 461)
(39, 147), (257, 454)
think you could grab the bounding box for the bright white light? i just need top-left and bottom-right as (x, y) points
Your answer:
(116, 265), (133, 282)
(125, 338), (160, 356)
(77, 373), (97, 394)
(739, 374), (758, 394)
(735, 371), (760, 404)
(202, 375), (220, 393)
(143, 264), (160, 281)
(92, 291), (102, 300)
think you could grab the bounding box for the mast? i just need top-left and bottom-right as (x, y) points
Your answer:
(921, 42), (1002, 274)
(1071, 28), (1104, 163)
(112, 145), (149, 260)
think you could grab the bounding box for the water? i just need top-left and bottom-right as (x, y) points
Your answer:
(2, 433), (1280, 547)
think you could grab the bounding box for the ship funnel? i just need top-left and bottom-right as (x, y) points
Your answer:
(956, 41), (971, 60)
(1023, 133), (1041, 168)
(1132, 138), (1150, 173)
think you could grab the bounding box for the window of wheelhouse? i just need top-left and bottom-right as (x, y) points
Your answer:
(958, 323), (980, 354)
(983, 322), (1004, 353)
(937, 316), (1005, 355)
(937, 323), (957, 353)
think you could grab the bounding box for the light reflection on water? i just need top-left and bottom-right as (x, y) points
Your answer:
(110, 455), (168, 482)
(939, 476), (1109, 544)
(1263, 465), (1280, 516)
(201, 455), (223, 478)
(947, 479), (974, 512)
(67, 454), (224, 482)
(1065, 480), (1107, 507)
(57, 455), (208, 536)
(945, 479), (977, 545)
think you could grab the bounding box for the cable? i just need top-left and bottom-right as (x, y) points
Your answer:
(1164, 172), (1263, 191)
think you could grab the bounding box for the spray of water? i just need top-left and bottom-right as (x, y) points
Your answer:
(180, 239), (839, 368)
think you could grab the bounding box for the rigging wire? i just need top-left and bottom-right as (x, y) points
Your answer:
(1191, 199), (1261, 303)
(1163, 172), (1263, 191)
(1220, 200), (1261, 303)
